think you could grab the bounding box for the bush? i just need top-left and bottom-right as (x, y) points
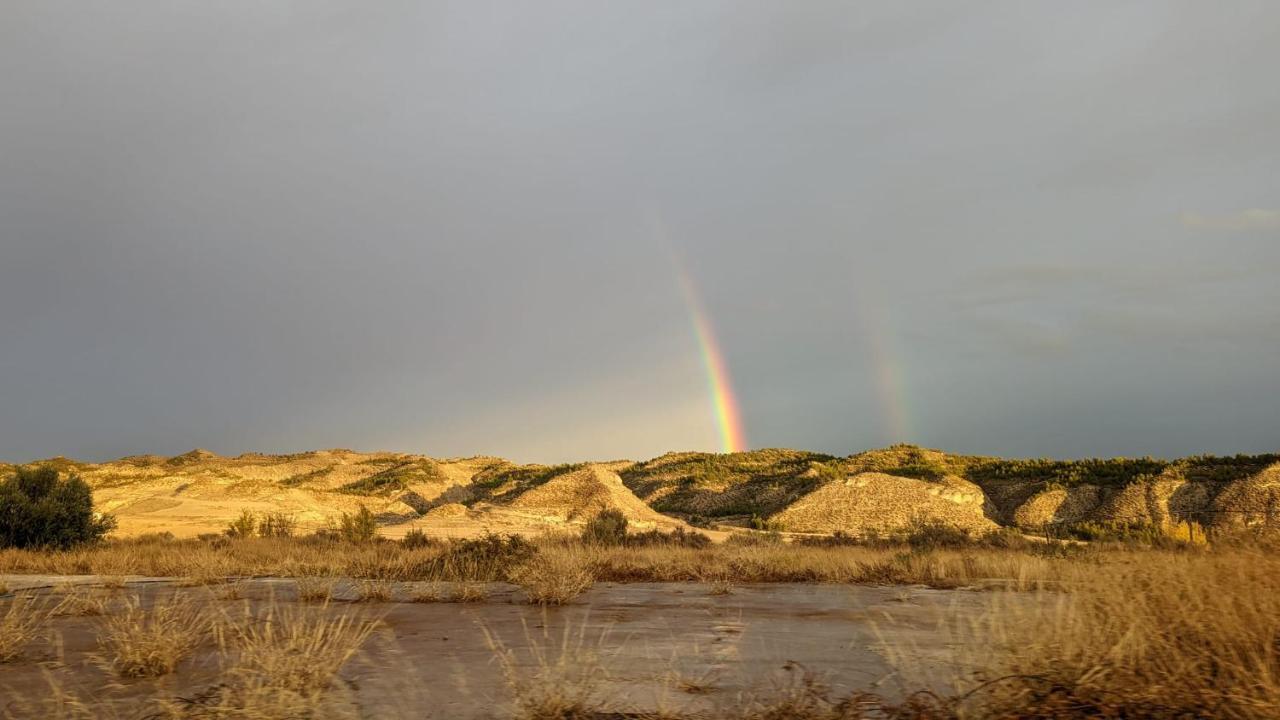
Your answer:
(426, 533), (537, 581)
(1053, 520), (1206, 549)
(627, 526), (712, 549)
(509, 549), (595, 605)
(899, 517), (974, 550)
(225, 510), (257, 538)
(750, 514), (785, 532)
(581, 509), (628, 546)
(258, 512), (297, 539)
(402, 528), (433, 549)
(339, 506), (379, 543)
(0, 466), (116, 549)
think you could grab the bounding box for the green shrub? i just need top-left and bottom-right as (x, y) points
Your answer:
(627, 526), (712, 549)
(898, 517), (974, 549)
(340, 506), (379, 543)
(582, 509), (628, 545)
(726, 530), (784, 546)
(0, 466), (116, 549)
(1053, 520), (1204, 549)
(424, 533), (537, 580)
(225, 510), (257, 539)
(750, 514), (784, 532)
(402, 528), (433, 549)
(257, 512), (297, 539)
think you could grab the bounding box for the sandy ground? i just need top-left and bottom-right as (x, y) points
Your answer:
(0, 577), (995, 718)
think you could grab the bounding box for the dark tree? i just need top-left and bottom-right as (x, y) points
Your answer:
(0, 466), (116, 549)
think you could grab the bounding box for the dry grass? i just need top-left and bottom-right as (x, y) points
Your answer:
(176, 559), (234, 587)
(295, 577), (337, 604)
(97, 594), (211, 677)
(355, 579), (393, 603)
(212, 601), (381, 698)
(706, 578), (734, 596)
(453, 581), (489, 603)
(485, 620), (609, 720)
(410, 583), (445, 603)
(509, 547), (595, 605)
(14, 597), (385, 720)
(0, 547), (1276, 718)
(0, 535), (1082, 589)
(0, 594), (51, 662)
(100, 575), (127, 590)
(53, 585), (109, 616)
(215, 580), (246, 601)
(956, 550), (1280, 718)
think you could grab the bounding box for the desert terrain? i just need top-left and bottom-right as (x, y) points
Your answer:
(4, 444), (1277, 542)
(3, 446), (1279, 718)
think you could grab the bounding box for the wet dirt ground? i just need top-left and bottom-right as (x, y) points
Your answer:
(0, 576), (997, 718)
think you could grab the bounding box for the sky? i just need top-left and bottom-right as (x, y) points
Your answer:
(2, 1), (1278, 464)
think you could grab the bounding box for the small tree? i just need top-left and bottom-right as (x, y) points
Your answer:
(582, 508), (628, 545)
(340, 506), (379, 543)
(225, 509), (257, 539)
(0, 466), (116, 549)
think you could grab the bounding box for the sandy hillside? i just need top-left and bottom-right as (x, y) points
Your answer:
(773, 472), (998, 536)
(504, 464), (678, 528)
(6, 446), (1280, 539)
(38, 449), (499, 538)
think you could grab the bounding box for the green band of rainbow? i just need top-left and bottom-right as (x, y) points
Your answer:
(675, 264), (748, 454)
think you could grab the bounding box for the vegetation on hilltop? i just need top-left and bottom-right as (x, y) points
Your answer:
(469, 462), (588, 503)
(620, 449), (835, 519)
(339, 459), (444, 496)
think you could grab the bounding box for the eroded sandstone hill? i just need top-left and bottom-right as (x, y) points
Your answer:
(4, 445), (1278, 538)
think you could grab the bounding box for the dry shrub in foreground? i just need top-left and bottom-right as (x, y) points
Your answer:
(486, 620), (609, 720)
(97, 595), (211, 677)
(53, 585), (109, 616)
(0, 594), (51, 662)
(963, 550), (1280, 719)
(211, 601), (382, 700)
(509, 547), (595, 605)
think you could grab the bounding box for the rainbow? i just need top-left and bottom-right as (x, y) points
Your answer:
(854, 281), (911, 443)
(673, 261), (749, 454)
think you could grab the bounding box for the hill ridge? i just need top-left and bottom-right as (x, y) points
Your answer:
(5, 445), (1279, 538)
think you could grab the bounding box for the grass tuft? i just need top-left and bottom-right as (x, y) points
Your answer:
(97, 595), (211, 677)
(0, 594), (51, 662)
(509, 548), (595, 605)
(295, 577), (336, 604)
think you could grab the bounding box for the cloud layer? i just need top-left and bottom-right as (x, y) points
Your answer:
(2, 1), (1279, 462)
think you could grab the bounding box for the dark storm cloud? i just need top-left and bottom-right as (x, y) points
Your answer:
(2, 1), (1279, 462)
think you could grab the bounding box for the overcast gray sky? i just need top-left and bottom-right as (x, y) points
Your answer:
(2, 1), (1278, 463)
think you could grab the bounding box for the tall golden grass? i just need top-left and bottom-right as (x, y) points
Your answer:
(0, 534), (1090, 589)
(0, 594), (50, 662)
(97, 594), (211, 677)
(7, 594), (384, 719)
(958, 550), (1280, 718)
(508, 547), (595, 605)
(3, 536), (1278, 718)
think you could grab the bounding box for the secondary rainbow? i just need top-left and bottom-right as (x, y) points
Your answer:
(674, 262), (749, 454)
